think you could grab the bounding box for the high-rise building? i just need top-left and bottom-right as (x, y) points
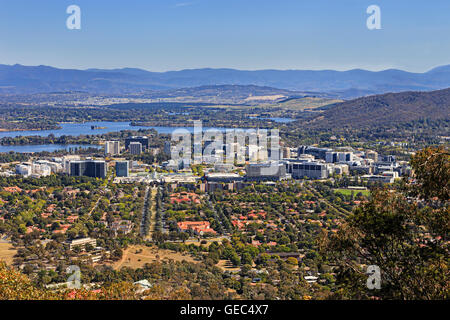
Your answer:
(129, 142), (142, 155)
(69, 160), (107, 178)
(298, 146), (332, 160)
(247, 145), (259, 162)
(62, 155), (81, 174)
(115, 161), (129, 177)
(164, 141), (171, 155)
(125, 136), (149, 151)
(286, 161), (328, 179)
(245, 161), (287, 181)
(105, 141), (120, 156)
(325, 152), (353, 163)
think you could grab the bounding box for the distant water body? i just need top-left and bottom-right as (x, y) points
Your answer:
(0, 121), (244, 153)
(267, 117), (295, 123)
(0, 144), (101, 153)
(0, 122), (160, 139)
(248, 117), (294, 123)
(0, 121), (245, 139)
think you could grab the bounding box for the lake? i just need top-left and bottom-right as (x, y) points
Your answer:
(0, 121), (241, 139)
(0, 122), (161, 139)
(0, 144), (102, 153)
(248, 117), (295, 123)
(268, 117), (295, 123)
(0, 121), (244, 153)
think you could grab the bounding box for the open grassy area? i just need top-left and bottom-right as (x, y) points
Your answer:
(109, 245), (198, 270)
(263, 97), (343, 111)
(0, 242), (17, 265)
(333, 188), (371, 197)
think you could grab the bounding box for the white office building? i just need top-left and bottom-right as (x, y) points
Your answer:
(15, 164), (32, 177)
(129, 142), (143, 155)
(105, 141), (120, 156)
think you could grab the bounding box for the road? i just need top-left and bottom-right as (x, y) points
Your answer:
(88, 196), (103, 216)
(304, 184), (350, 216)
(147, 187), (158, 241)
(139, 186), (150, 238)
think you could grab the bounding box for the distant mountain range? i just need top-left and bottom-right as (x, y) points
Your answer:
(301, 87), (450, 129)
(3, 64), (450, 98)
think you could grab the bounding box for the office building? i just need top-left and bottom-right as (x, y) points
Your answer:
(125, 136), (149, 151)
(162, 159), (181, 172)
(382, 155), (396, 163)
(164, 141), (171, 155)
(214, 163), (235, 172)
(361, 173), (396, 184)
(66, 238), (97, 251)
(34, 160), (63, 174)
(16, 162), (53, 178)
(70, 160), (107, 179)
(115, 161), (129, 177)
(129, 142), (142, 155)
(62, 155), (81, 174)
(330, 164), (349, 175)
(105, 141), (120, 156)
(349, 165), (373, 175)
(297, 146), (332, 160)
(15, 163), (32, 177)
(206, 172), (244, 183)
(31, 163), (52, 177)
(325, 152), (354, 163)
(247, 145), (259, 162)
(246, 161), (287, 181)
(287, 161), (328, 179)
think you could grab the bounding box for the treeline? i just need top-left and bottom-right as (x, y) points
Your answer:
(0, 152), (30, 163)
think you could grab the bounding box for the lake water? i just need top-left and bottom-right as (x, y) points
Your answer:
(268, 117), (295, 123)
(0, 121), (242, 153)
(0, 144), (102, 153)
(0, 121), (240, 139)
(248, 117), (295, 123)
(0, 122), (161, 139)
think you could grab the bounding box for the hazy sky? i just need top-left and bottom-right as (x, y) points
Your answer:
(1, 0), (449, 72)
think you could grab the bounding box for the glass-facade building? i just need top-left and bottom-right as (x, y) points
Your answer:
(69, 160), (107, 178)
(115, 161), (129, 177)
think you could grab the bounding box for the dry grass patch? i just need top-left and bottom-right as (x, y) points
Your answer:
(110, 245), (198, 270)
(0, 243), (16, 265)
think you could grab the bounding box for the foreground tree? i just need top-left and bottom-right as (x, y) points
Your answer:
(322, 147), (449, 300)
(410, 146), (449, 201)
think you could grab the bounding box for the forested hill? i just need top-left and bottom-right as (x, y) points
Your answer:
(301, 87), (450, 129)
(4, 64), (450, 98)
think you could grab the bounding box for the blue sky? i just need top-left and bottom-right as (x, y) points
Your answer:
(0, 0), (449, 72)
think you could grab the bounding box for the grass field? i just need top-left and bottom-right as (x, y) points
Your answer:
(333, 188), (371, 197)
(110, 245), (198, 270)
(0, 242), (17, 265)
(265, 97), (343, 111)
